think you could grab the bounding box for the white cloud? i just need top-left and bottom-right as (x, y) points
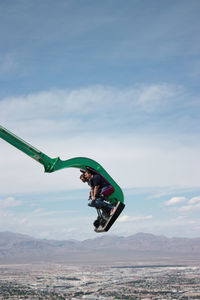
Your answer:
(137, 84), (177, 111)
(19, 218), (28, 225)
(1, 130), (200, 194)
(188, 196), (200, 204)
(0, 85), (200, 195)
(0, 197), (22, 208)
(179, 196), (200, 213)
(61, 227), (78, 234)
(32, 209), (76, 217)
(179, 205), (195, 212)
(179, 203), (200, 213)
(0, 84), (184, 124)
(33, 208), (44, 214)
(174, 196), (200, 213)
(118, 215), (152, 223)
(165, 197), (186, 206)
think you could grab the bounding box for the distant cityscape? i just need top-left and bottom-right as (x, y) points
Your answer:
(1, 232), (200, 299)
(0, 263), (200, 299)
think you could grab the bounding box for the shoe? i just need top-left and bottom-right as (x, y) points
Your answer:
(93, 219), (100, 228)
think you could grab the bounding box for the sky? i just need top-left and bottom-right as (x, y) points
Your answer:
(0, 0), (200, 240)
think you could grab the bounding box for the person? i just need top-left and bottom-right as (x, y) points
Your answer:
(80, 172), (92, 200)
(84, 169), (114, 215)
(80, 173), (88, 183)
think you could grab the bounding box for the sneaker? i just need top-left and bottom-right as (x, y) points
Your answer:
(93, 219), (100, 228)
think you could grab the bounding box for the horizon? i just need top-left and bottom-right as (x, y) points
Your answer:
(1, 230), (200, 242)
(0, 0), (200, 240)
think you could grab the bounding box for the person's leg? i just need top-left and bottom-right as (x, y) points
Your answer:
(88, 198), (112, 210)
(101, 186), (115, 198)
(95, 197), (113, 212)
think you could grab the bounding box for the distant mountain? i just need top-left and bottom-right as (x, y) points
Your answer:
(82, 232), (200, 253)
(0, 231), (200, 264)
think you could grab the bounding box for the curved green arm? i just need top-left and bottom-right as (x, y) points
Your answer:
(0, 126), (124, 204)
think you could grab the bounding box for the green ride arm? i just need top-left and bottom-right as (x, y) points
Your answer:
(0, 125), (56, 172)
(0, 126), (124, 204)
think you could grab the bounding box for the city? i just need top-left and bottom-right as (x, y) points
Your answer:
(0, 263), (200, 299)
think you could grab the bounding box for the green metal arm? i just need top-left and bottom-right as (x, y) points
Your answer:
(0, 126), (124, 204)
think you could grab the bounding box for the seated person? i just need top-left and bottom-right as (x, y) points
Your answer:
(84, 169), (114, 215)
(80, 173), (88, 183)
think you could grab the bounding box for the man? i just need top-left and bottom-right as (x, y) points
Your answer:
(84, 169), (114, 215)
(80, 173), (88, 183)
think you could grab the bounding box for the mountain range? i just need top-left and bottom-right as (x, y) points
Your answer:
(0, 231), (200, 265)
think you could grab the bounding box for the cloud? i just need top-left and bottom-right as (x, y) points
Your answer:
(33, 208), (44, 214)
(118, 215), (152, 223)
(188, 196), (200, 204)
(0, 84), (200, 195)
(178, 196), (200, 213)
(32, 209), (76, 217)
(179, 203), (200, 213)
(61, 227), (78, 234)
(1, 129), (200, 194)
(163, 195), (200, 214)
(0, 84), (186, 125)
(0, 197), (22, 208)
(165, 197), (186, 206)
(137, 84), (177, 111)
(19, 218), (28, 225)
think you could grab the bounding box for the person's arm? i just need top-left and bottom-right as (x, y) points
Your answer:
(91, 185), (100, 200)
(90, 187), (94, 199)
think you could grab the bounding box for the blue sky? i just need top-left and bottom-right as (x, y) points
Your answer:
(0, 0), (200, 240)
